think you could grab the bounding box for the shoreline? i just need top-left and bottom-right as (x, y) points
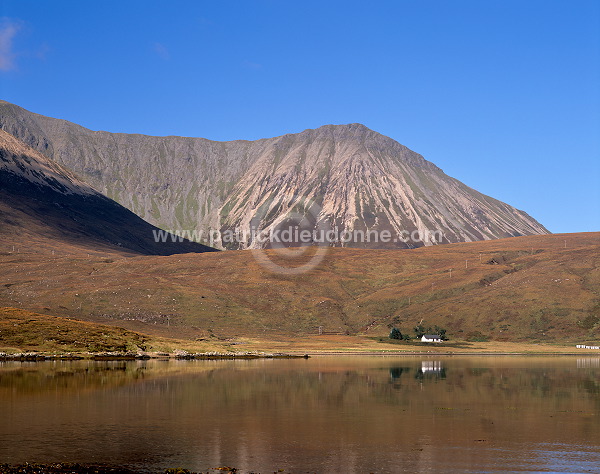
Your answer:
(284, 351), (600, 356)
(0, 351), (310, 362)
(0, 464), (226, 474)
(0, 349), (599, 361)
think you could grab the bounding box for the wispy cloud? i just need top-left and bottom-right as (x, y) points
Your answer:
(242, 60), (262, 70)
(0, 18), (22, 71)
(153, 42), (170, 60)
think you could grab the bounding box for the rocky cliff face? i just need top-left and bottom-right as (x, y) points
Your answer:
(0, 129), (215, 255)
(0, 101), (549, 249)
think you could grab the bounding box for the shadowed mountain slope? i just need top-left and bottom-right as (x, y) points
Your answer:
(0, 129), (215, 255)
(0, 101), (548, 249)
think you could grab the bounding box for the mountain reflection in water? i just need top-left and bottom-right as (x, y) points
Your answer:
(0, 357), (598, 473)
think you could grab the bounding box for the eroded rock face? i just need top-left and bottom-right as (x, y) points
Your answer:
(0, 129), (215, 255)
(0, 101), (548, 249)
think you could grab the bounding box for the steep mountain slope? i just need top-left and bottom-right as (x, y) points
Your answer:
(0, 101), (549, 249)
(0, 129), (215, 255)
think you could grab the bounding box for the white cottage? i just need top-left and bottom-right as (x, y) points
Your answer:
(421, 334), (443, 343)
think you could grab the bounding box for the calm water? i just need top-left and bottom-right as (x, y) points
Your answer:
(0, 356), (599, 473)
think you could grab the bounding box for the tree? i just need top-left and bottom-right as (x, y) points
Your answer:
(434, 325), (448, 340)
(389, 327), (402, 340)
(414, 321), (448, 340)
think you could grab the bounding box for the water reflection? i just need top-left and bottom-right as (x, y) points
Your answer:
(415, 360), (446, 380)
(389, 366), (409, 380)
(577, 358), (600, 369)
(0, 357), (598, 473)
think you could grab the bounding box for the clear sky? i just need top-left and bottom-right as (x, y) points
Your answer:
(0, 0), (598, 233)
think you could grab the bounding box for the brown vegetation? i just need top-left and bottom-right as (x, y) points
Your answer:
(0, 307), (151, 353)
(0, 232), (598, 348)
(0, 307), (230, 354)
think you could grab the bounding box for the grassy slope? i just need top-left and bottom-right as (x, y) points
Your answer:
(0, 307), (228, 354)
(0, 307), (148, 353)
(0, 232), (598, 346)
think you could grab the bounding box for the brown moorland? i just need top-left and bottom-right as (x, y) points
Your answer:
(0, 307), (231, 354)
(0, 231), (598, 350)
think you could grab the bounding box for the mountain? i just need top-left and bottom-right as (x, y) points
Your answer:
(0, 101), (549, 249)
(0, 129), (215, 255)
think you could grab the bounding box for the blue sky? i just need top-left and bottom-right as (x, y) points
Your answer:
(0, 0), (598, 233)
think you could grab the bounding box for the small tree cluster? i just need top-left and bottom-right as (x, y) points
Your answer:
(414, 323), (426, 338)
(414, 322), (448, 340)
(389, 327), (412, 341)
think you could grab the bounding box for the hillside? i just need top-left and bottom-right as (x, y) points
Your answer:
(0, 232), (597, 343)
(0, 307), (151, 353)
(0, 307), (233, 356)
(0, 129), (215, 255)
(0, 101), (548, 249)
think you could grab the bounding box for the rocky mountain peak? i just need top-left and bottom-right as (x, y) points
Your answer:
(0, 101), (549, 250)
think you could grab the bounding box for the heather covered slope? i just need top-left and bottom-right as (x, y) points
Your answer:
(0, 307), (232, 354)
(0, 129), (215, 255)
(0, 232), (597, 343)
(0, 307), (151, 353)
(0, 101), (549, 249)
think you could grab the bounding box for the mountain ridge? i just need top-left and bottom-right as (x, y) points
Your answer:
(0, 101), (549, 249)
(0, 129), (215, 255)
